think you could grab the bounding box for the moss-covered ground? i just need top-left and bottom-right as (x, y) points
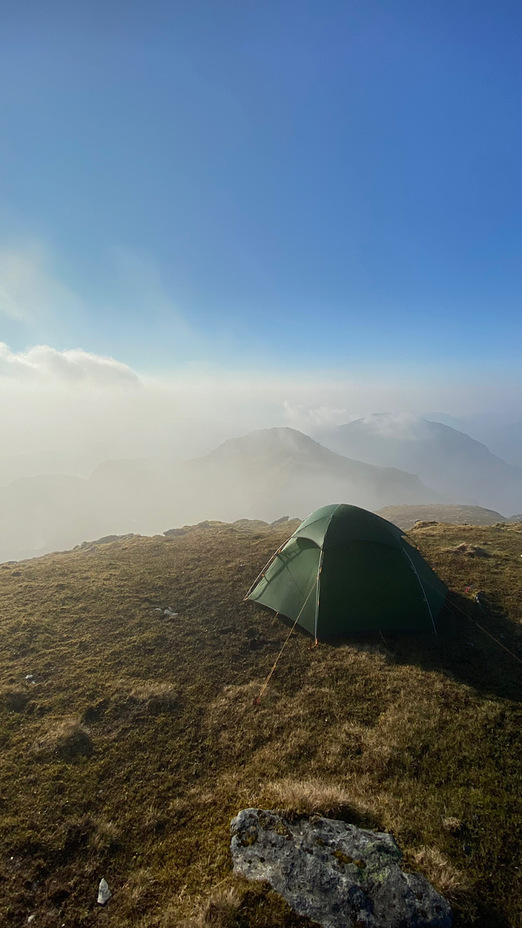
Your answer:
(0, 519), (520, 927)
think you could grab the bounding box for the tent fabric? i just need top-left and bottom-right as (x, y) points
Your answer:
(246, 503), (447, 638)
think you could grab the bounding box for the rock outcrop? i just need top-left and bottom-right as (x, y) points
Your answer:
(230, 809), (452, 928)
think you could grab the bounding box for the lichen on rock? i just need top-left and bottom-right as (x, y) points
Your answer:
(230, 808), (452, 928)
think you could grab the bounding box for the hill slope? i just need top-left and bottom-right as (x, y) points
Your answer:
(318, 415), (522, 516)
(467, 418), (522, 469)
(0, 519), (520, 927)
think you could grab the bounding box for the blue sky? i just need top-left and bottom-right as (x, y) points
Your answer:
(1, 0), (522, 379)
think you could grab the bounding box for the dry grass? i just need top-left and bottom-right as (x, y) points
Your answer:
(377, 505), (507, 530)
(1, 686), (29, 712)
(88, 816), (122, 852)
(447, 543), (491, 558)
(127, 681), (180, 713)
(441, 816), (463, 835)
(412, 846), (470, 900)
(181, 887), (244, 928)
(33, 717), (93, 760)
(264, 777), (359, 816)
(0, 518), (520, 927)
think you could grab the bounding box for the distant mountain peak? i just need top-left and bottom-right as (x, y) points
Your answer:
(210, 427), (326, 458)
(318, 412), (522, 514)
(354, 413), (428, 441)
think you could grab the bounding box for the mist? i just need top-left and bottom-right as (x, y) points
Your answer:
(1, 343), (521, 563)
(2, 342), (521, 469)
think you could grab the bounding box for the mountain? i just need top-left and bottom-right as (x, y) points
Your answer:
(186, 427), (442, 523)
(0, 446), (113, 488)
(317, 414), (522, 516)
(0, 464), (169, 564)
(423, 414), (522, 470)
(0, 427), (441, 563)
(468, 418), (522, 469)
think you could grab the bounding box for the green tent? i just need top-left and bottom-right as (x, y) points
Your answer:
(246, 504), (447, 639)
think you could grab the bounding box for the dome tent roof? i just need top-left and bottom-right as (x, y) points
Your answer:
(246, 504), (447, 640)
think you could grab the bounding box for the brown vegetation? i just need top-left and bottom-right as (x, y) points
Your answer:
(0, 518), (520, 927)
(33, 718), (93, 760)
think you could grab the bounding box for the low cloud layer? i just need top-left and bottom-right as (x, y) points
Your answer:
(0, 342), (520, 487)
(0, 343), (140, 386)
(0, 342), (520, 559)
(356, 413), (428, 441)
(282, 402), (352, 432)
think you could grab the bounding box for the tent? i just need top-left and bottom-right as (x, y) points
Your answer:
(246, 504), (447, 639)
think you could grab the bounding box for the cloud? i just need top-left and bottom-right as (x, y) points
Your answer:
(0, 244), (82, 324)
(0, 343), (141, 387)
(358, 412), (426, 440)
(282, 402), (352, 431)
(0, 243), (199, 368)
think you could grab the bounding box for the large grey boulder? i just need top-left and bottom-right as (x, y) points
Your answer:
(230, 809), (451, 928)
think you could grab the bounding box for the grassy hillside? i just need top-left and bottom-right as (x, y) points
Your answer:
(0, 520), (521, 928)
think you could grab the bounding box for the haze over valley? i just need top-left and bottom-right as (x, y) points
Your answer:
(1, 408), (521, 563)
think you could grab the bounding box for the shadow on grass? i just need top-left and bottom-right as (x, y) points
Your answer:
(279, 590), (522, 703)
(218, 885), (514, 928)
(377, 592), (522, 703)
(271, 612), (519, 928)
(468, 901), (513, 928)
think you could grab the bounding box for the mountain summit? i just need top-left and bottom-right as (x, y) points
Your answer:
(190, 427), (441, 522)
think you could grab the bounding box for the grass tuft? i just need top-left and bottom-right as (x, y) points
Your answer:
(448, 543), (491, 558)
(1, 687), (30, 712)
(33, 717), (93, 760)
(182, 887), (243, 928)
(412, 846), (477, 921)
(264, 777), (368, 820)
(412, 845), (470, 898)
(127, 681), (180, 714)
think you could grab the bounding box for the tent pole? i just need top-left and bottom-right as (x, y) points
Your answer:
(314, 549), (324, 645)
(401, 547), (438, 635)
(243, 539), (289, 600)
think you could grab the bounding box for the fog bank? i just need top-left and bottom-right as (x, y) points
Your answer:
(1, 344), (521, 486)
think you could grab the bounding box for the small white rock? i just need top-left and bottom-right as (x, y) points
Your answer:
(27, 916), (36, 924)
(97, 878), (112, 905)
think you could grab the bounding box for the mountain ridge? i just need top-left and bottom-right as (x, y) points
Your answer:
(316, 414), (522, 515)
